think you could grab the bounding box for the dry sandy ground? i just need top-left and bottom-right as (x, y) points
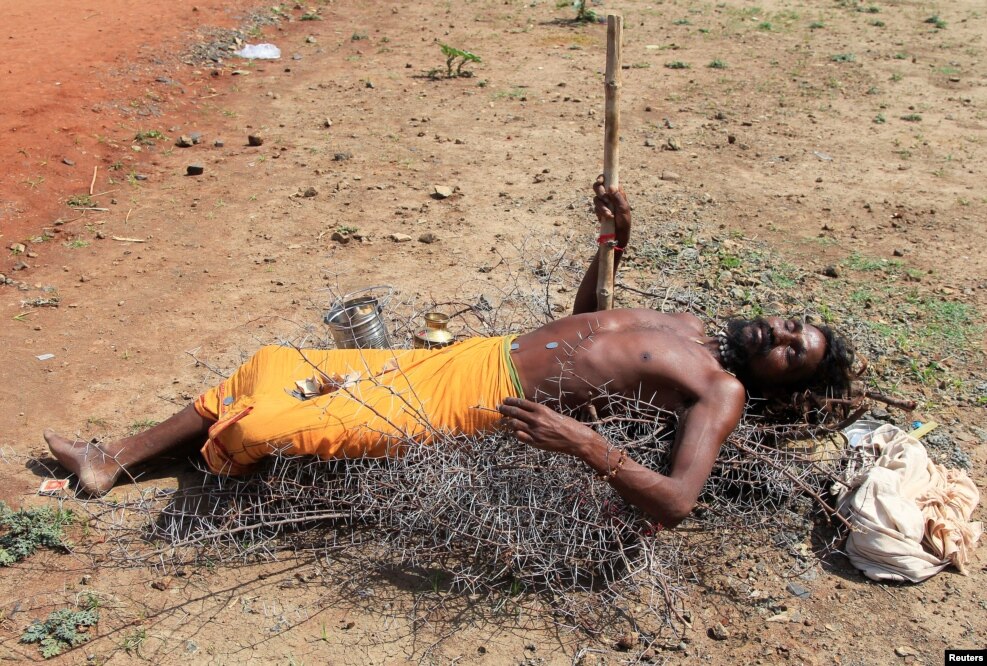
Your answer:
(1, 0), (985, 663)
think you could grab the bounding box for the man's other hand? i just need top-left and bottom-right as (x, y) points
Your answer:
(497, 397), (597, 458)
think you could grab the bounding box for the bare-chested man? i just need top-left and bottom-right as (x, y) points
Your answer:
(45, 179), (854, 528)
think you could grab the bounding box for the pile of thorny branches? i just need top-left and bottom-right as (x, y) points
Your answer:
(65, 231), (913, 638)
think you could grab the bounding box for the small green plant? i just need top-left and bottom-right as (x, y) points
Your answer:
(708, 59), (727, 69)
(66, 194), (96, 208)
(300, 11), (321, 20)
(673, 18), (690, 25)
(133, 130), (165, 145)
(439, 44), (481, 78)
(20, 598), (99, 659)
(893, 52), (908, 60)
(757, 21), (773, 30)
(121, 628), (148, 656)
(858, 5), (881, 13)
(0, 502), (73, 566)
(924, 15), (946, 29)
(809, 20), (825, 29)
(870, 19), (885, 26)
(890, 72), (903, 82)
(351, 32), (367, 40)
(719, 254), (742, 269)
(128, 419), (160, 435)
(64, 239), (90, 249)
(573, 0), (597, 22)
(665, 61), (690, 69)
(901, 113), (922, 122)
(873, 113), (886, 124)
(830, 53), (856, 62)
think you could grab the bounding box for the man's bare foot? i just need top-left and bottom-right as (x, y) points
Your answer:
(44, 430), (124, 496)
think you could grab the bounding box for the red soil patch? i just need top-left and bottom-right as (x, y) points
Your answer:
(1, 0), (264, 253)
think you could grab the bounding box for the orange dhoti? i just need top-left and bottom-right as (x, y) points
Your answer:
(194, 336), (522, 475)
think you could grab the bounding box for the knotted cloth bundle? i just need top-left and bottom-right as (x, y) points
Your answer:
(836, 424), (982, 582)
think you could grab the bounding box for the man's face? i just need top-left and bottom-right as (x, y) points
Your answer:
(725, 317), (827, 387)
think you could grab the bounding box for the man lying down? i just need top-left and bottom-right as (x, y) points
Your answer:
(45, 178), (855, 529)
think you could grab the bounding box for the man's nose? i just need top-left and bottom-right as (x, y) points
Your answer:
(771, 322), (798, 345)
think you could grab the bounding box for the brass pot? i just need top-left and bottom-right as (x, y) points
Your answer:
(413, 312), (455, 349)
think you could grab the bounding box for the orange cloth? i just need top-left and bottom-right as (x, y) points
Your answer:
(194, 337), (520, 475)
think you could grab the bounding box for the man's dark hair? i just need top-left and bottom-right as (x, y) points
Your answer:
(804, 324), (855, 398)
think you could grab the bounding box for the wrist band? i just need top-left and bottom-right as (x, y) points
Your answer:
(596, 447), (628, 482)
(597, 233), (616, 245)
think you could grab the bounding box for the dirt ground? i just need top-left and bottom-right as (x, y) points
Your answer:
(1, 0), (985, 663)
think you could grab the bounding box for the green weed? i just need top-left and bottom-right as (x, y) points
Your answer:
(873, 113), (886, 124)
(830, 53), (856, 63)
(66, 194), (96, 208)
(128, 419), (160, 435)
(121, 628), (148, 656)
(439, 44), (481, 77)
(0, 502), (73, 566)
(708, 59), (727, 69)
(809, 21), (825, 29)
(64, 239), (90, 249)
(900, 113), (922, 122)
(924, 15), (946, 29)
(665, 61), (690, 69)
(20, 599), (99, 659)
(573, 0), (597, 22)
(133, 130), (165, 145)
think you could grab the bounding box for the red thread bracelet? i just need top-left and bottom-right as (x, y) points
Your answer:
(597, 233), (616, 245)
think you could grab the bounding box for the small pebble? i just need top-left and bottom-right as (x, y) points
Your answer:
(186, 164), (204, 176)
(248, 134), (264, 146)
(62, 158), (75, 166)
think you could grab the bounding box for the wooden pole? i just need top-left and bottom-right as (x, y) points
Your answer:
(596, 13), (622, 311)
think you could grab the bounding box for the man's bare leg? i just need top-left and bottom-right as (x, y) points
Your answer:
(44, 404), (214, 495)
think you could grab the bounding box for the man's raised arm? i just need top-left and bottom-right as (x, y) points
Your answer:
(572, 177), (631, 315)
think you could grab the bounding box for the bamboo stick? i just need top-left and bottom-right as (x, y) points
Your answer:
(597, 13), (622, 311)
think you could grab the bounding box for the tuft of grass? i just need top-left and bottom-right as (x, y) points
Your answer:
(66, 194), (96, 208)
(121, 628), (148, 656)
(844, 252), (901, 273)
(673, 17), (691, 25)
(708, 59), (727, 69)
(757, 21), (773, 30)
(133, 129), (166, 145)
(900, 113), (922, 122)
(870, 19), (885, 27)
(830, 53), (856, 63)
(665, 61), (690, 69)
(64, 239), (90, 249)
(351, 32), (367, 41)
(0, 502), (73, 566)
(809, 21), (825, 29)
(300, 11), (321, 20)
(128, 419), (160, 436)
(873, 113), (886, 124)
(924, 15), (946, 29)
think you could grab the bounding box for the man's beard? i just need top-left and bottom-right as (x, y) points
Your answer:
(721, 318), (774, 370)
